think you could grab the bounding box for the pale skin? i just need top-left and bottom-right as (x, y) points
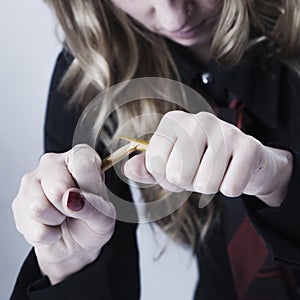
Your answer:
(12, 146), (116, 284)
(12, 0), (293, 285)
(123, 111), (293, 207)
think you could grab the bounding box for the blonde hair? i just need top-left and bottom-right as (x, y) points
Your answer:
(46, 0), (300, 248)
(212, 0), (300, 68)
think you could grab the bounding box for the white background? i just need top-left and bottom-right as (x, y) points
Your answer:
(0, 1), (61, 298)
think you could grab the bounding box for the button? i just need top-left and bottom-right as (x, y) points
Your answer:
(201, 72), (213, 84)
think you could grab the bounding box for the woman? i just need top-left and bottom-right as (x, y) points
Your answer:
(11, 0), (300, 299)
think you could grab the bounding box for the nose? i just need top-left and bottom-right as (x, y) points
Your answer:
(153, 0), (189, 32)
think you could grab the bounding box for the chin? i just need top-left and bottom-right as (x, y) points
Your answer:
(170, 37), (209, 48)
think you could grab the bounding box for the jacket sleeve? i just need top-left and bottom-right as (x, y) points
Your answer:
(244, 150), (300, 269)
(10, 247), (114, 300)
(241, 58), (300, 269)
(10, 51), (140, 299)
(11, 220), (140, 300)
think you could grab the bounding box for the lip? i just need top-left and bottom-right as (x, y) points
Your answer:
(166, 20), (206, 39)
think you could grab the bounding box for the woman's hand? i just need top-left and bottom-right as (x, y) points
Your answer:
(123, 111), (293, 207)
(12, 144), (116, 285)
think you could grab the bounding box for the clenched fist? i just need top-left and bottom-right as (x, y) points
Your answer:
(12, 144), (116, 284)
(124, 111), (293, 207)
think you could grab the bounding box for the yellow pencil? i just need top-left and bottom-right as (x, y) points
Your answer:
(101, 136), (149, 172)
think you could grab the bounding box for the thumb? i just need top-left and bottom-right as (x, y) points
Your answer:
(63, 188), (116, 230)
(123, 153), (156, 184)
(66, 144), (105, 196)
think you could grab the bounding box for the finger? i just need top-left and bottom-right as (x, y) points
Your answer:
(20, 175), (66, 226)
(124, 154), (183, 192)
(220, 143), (260, 197)
(165, 134), (206, 187)
(13, 205), (61, 246)
(66, 144), (104, 196)
(123, 154), (156, 184)
(192, 113), (230, 194)
(39, 152), (77, 212)
(145, 133), (174, 183)
(26, 193), (66, 226)
(192, 144), (229, 194)
(15, 172), (66, 226)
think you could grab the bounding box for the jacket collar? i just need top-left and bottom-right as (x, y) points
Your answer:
(170, 42), (281, 129)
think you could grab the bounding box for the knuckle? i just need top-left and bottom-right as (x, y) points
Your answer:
(20, 172), (35, 187)
(243, 135), (258, 148)
(39, 152), (57, 166)
(45, 183), (65, 203)
(69, 152), (96, 173)
(224, 126), (239, 141)
(165, 110), (187, 119)
(72, 144), (97, 158)
(73, 143), (93, 150)
(238, 135), (261, 160)
(29, 200), (49, 219)
(197, 111), (216, 122)
(162, 111), (189, 127)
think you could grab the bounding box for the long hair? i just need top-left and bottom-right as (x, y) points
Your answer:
(46, 0), (300, 249)
(212, 0), (300, 67)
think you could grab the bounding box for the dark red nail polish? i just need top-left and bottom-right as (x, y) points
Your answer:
(67, 191), (85, 211)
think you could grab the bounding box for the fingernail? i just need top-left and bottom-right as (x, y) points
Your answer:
(67, 191), (85, 211)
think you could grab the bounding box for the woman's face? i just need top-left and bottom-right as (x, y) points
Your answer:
(111, 0), (220, 48)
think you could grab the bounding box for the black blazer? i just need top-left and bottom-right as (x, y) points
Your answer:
(11, 44), (300, 300)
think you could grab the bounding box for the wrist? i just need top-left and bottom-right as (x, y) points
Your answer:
(35, 247), (101, 285)
(254, 147), (293, 207)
